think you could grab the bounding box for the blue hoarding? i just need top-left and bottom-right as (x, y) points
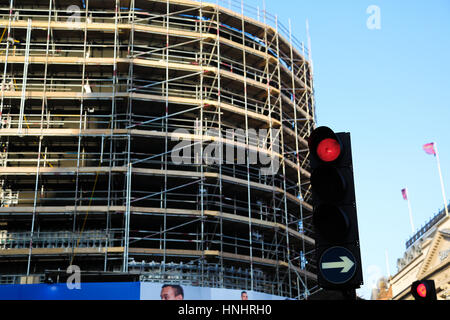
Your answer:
(0, 282), (141, 300)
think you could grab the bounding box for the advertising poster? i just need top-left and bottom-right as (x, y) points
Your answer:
(141, 282), (286, 300)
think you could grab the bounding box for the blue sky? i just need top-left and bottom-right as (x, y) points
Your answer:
(230, 0), (450, 299)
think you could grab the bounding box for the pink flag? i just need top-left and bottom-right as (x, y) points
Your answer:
(423, 143), (436, 156)
(401, 188), (408, 201)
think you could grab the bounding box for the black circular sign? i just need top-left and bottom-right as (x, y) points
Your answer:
(319, 247), (357, 285)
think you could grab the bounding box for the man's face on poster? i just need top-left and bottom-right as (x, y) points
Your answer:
(160, 286), (183, 300)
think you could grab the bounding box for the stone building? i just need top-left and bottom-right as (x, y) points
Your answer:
(389, 207), (449, 300)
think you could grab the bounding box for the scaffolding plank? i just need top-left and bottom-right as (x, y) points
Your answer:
(0, 247), (124, 256)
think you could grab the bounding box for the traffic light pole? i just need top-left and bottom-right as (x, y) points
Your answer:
(342, 289), (357, 300)
(308, 288), (358, 300)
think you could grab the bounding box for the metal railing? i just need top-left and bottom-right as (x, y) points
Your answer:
(405, 204), (449, 249)
(0, 230), (124, 250)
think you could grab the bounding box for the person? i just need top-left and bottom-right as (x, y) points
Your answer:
(160, 284), (184, 300)
(241, 291), (248, 300)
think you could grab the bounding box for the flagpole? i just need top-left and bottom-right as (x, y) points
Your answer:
(385, 250), (391, 279)
(434, 143), (449, 217)
(406, 190), (415, 233)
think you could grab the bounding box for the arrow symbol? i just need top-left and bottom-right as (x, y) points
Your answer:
(322, 256), (355, 273)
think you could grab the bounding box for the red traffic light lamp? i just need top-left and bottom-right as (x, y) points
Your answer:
(411, 280), (437, 300)
(309, 126), (342, 163)
(317, 138), (341, 162)
(416, 283), (427, 298)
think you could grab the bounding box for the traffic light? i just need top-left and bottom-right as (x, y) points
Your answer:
(308, 127), (363, 290)
(411, 280), (437, 300)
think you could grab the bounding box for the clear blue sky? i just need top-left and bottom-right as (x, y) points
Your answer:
(230, 0), (450, 299)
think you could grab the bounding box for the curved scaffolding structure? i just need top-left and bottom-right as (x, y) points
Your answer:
(0, 0), (317, 298)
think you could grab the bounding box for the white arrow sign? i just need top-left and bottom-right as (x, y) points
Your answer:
(321, 256), (355, 273)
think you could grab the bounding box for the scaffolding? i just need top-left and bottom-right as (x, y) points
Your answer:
(0, 0), (317, 299)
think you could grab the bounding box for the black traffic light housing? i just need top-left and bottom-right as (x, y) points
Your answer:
(308, 127), (363, 290)
(411, 280), (437, 300)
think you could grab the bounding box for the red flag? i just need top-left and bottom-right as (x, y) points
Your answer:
(423, 143), (436, 156)
(401, 188), (408, 201)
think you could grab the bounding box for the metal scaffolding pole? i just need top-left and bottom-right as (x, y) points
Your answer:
(288, 18), (309, 298)
(26, 0), (53, 277)
(240, 0), (254, 292)
(17, 18), (31, 134)
(199, 0), (206, 286)
(0, 0), (14, 116)
(70, 0), (90, 266)
(273, 14), (293, 297)
(214, 1), (225, 287)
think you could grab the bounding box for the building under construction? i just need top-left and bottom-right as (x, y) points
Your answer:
(0, 0), (317, 299)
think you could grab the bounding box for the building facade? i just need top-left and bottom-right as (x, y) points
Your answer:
(0, 0), (317, 299)
(379, 207), (450, 300)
